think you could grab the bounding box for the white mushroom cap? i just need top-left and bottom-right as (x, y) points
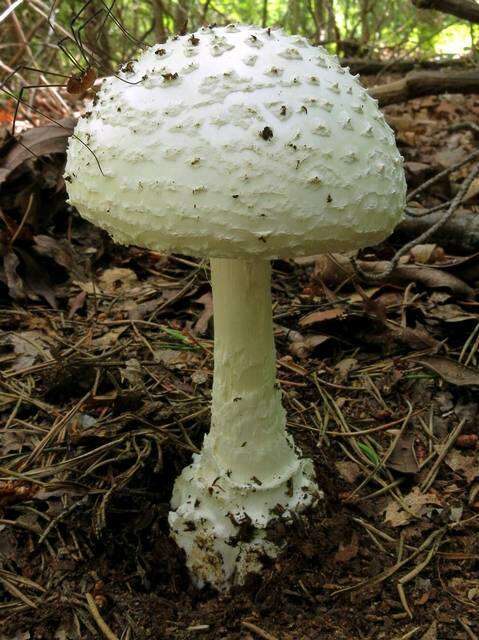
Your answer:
(65, 24), (406, 258)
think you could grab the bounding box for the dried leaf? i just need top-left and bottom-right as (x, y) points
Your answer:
(9, 330), (52, 372)
(299, 307), (344, 327)
(68, 290), (87, 319)
(335, 357), (358, 380)
(427, 304), (476, 323)
(336, 461), (361, 484)
(34, 235), (85, 279)
(409, 244), (444, 264)
(446, 450), (479, 484)
(288, 334), (331, 359)
(418, 357), (479, 387)
(194, 292), (213, 335)
(0, 119), (75, 184)
(93, 326), (127, 349)
(384, 487), (442, 527)
(394, 324), (439, 350)
(17, 248), (57, 308)
(387, 433), (419, 475)
(3, 250), (25, 300)
(334, 532), (359, 564)
(99, 267), (138, 293)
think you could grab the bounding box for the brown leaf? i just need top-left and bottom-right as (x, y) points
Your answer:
(0, 118), (75, 184)
(68, 290), (87, 319)
(98, 267), (138, 293)
(418, 357), (479, 387)
(334, 532), (359, 564)
(93, 326), (127, 349)
(464, 177), (479, 203)
(426, 304), (476, 323)
(446, 450), (479, 484)
(409, 244), (444, 264)
(394, 324), (439, 350)
(384, 487), (442, 527)
(34, 235), (85, 279)
(194, 292), (213, 335)
(9, 330), (52, 372)
(336, 461), (361, 484)
(3, 250), (25, 300)
(434, 146), (468, 169)
(299, 307), (344, 327)
(397, 264), (473, 297)
(335, 357), (358, 380)
(0, 480), (39, 506)
(16, 248), (57, 308)
(288, 334), (331, 359)
(387, 433), (420, 474)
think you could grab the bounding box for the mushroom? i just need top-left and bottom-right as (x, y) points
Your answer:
(65, 24), (406, 590)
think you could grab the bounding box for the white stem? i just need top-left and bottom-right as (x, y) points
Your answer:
(209, 258), (297, 484)
(169, 258), (320, 590)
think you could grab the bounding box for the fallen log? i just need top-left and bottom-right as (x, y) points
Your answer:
(412, 0), (479, 24)
(370, 68), (479, 106)
(394, 209), (479, 254)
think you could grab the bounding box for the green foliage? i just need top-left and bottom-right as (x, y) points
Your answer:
(44, 0), (472, 70)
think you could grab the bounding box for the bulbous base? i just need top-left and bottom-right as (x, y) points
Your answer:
(168, 436), (321, 590)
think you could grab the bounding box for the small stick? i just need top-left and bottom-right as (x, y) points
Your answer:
(241, 621), (278, 640)
(459, 618), (479, 640)
(396, 627), (421, 640)
(421, 418), (467, 492)
(86, 593), (119, 640)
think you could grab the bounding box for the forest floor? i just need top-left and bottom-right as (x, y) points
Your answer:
(1, 79), (479, 640)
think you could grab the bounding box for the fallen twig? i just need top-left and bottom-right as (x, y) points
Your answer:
(86, 593), (119, 640)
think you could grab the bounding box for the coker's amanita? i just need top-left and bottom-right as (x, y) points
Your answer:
(65, 24), (406, 590)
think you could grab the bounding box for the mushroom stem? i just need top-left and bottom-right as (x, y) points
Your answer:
(168, 258), (320, 590)
(209, 257), (297, 484)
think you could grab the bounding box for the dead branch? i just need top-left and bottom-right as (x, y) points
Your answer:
(412, 0), (479, 24)
(370, 68), (479, 106)
(395, 209), (479, 253)
(344, 56), (471, 75)
(351, 160), (479, 282)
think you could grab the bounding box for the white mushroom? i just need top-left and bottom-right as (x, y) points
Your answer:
(65, 24), (406, 591)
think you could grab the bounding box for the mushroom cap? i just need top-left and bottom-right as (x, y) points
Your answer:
(65, 25), (406, 259)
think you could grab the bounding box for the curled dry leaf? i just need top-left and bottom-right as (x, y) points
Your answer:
(409, 243), (445, 264)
